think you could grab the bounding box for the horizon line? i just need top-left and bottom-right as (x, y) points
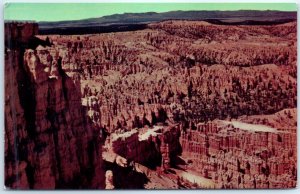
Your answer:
(4, 3), (297, 22)
(4, 9), (297, 23)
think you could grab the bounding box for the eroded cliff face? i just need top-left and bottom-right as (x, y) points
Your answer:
(180, 120), (297, 188)
(5, 23), (104, 189)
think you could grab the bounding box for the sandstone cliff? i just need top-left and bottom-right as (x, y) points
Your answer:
(5, 22), (104, 189)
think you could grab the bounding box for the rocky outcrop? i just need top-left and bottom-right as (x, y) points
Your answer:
(180, 121), (297, 188)
(5, 23), (104, 189)
(105, 170), (114, 189)
(110, 124), (181, 170)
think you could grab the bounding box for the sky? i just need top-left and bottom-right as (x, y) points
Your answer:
(4, 3), (297, 22)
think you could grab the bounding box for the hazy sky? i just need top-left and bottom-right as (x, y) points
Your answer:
(4, 3), (297, 22)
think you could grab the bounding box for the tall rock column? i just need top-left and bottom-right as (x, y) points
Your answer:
(5, 22), (105, 189)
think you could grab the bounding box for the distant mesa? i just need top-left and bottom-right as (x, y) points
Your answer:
(34, 10), (297, 35)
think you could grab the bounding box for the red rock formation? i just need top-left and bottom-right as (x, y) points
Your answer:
(5, 22), (104, 189)
(111, 124), (181, 170)
(180, 120), (297, 188)
(14, 20), (296, 189)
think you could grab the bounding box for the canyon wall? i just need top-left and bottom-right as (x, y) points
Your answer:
(180, 121), (297, 188)
(5, 22), (104, 189)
